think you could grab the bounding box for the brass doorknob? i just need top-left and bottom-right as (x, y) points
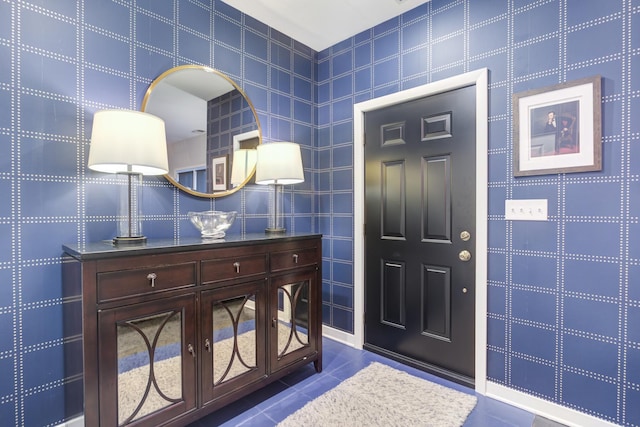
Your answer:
(459, 250), (471, 262)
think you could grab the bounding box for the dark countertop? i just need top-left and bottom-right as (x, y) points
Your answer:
(62, 233), (322, 260)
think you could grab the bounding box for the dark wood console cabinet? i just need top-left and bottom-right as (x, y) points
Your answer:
(63, 234), (322, 426)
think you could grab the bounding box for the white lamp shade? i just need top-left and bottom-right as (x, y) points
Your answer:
(88, 110), (169, 176)
(230, 148), (257, 185)
(255, 142), (304, 185)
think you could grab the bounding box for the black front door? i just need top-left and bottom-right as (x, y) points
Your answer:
(364, 84), (476, 385)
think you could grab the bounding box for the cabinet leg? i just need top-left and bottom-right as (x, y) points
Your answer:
(314, 358), (322, 373)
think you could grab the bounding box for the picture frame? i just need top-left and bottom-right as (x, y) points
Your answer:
(211, 155), (228, 191)
(513, 75), (601, 177)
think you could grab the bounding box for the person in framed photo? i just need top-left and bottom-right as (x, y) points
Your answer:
(529, 101), (579, 158)
(530, 109), (560, 157)
(544, 111), (557, 133)
(556, 114), (578, 154)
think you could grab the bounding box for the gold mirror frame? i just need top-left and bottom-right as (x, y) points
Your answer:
(141, 65), (261, 198)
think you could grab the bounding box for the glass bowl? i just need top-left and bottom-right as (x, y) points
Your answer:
(188, 211), (237, 239)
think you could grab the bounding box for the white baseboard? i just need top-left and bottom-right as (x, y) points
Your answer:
(321, 325), (358, 347)
(56, 416), (83, 427)
(486, 382), (619, 427)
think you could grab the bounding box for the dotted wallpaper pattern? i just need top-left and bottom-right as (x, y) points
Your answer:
(315, 0), (639, 425)
(0, 0), (317, 425)
(0, 0), (639, 426)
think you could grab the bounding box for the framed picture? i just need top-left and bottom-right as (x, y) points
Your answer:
(513, 75), (601, 176)
(211, 155), (228, 191)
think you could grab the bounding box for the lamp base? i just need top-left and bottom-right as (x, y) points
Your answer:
(265, 227), (286, 235)
(113, 235), (147, 245)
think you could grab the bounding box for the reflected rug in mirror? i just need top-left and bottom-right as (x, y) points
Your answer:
(117, 323), (309, 423)
(278, 362), (477, 427)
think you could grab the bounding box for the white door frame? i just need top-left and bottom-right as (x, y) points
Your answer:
(353, 68), (488, 394)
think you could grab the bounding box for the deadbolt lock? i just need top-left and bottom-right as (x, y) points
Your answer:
(460, 231), (471, 241)
(459, 250), (472, 262)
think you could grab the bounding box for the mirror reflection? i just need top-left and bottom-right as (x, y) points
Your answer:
(212, 295), (257, 384)
(277, 281), (310, 357)
(116, 311), (182, 424)
(142, 65), (260, 198)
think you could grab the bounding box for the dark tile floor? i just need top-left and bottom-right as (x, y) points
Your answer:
(189, 337), (538, 426)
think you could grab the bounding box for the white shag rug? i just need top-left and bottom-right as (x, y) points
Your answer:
(278, 362), (477, 427)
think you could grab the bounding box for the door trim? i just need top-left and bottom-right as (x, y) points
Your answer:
(353, 68), (488, 394)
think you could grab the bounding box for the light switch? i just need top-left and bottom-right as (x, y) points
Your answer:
(505, 199), (548, 221)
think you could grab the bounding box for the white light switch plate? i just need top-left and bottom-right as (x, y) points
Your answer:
(505, 199), (548, 221)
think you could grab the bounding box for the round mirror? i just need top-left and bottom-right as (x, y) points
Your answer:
(141, 65), (261, 198)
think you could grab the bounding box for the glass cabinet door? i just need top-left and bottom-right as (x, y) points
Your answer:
(201, 280), (267, 404)
(270, 269), (318, 372)
(98, 294), (197, 426)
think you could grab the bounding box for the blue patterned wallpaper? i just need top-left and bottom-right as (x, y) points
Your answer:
(316, 0), (639, 425)
(1, 0), (315, 425)
(1, 0), (638, 426)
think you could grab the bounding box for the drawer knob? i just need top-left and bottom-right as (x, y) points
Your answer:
(146, 272), (157, 288)
(292, 254), (299, 264)
(233, 262), (240, 273)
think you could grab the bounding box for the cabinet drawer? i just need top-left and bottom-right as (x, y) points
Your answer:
(270, 247), (318, 272)
(97, 262), (196, 302)
(201, 255), (267, 283)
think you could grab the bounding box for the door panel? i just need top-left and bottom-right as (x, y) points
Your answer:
(381, 161), (406, 239)
(422, 156), (451, 241)
(98, 294), (197, 427)
(364, 85), (476, 385)
(422, 264), (451, 340)
(201, 281), (267, 405)
(381, 260), (406, 328)
(270, 269), (319, 373)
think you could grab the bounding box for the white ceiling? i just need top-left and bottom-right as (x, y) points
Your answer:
(149, 0), (433, 145)
(220, 0), (431, 52)
(144, 68), (234, 143)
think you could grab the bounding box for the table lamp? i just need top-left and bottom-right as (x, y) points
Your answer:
(88, 109), (168, 244)
(255, 142), (304, 234)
